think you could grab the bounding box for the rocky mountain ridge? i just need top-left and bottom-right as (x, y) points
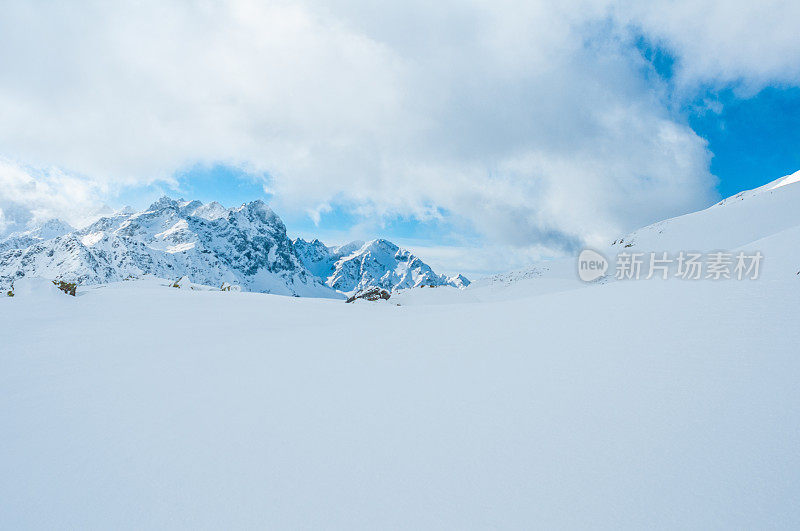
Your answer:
(0, 197), (468, 297)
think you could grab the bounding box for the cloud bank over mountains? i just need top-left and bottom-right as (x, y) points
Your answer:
(1, 0), (799, 253)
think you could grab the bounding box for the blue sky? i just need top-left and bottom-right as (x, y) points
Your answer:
(690, 87), (800, 198)
(638, 37), (800, 197)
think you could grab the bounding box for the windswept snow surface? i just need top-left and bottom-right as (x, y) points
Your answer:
(2, 272), (800, 529)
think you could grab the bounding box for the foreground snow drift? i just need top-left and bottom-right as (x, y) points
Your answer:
(2, 276), (799, 529)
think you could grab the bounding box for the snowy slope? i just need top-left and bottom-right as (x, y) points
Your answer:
(612, 169), (800, 252)
(294, 237), (469, 295)
(438, 257), (582, 303)
(460, 170), (800, 302)
(2, 272), (799, 529)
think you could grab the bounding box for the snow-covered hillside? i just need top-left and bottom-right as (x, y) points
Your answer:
(612, 168), (800, 252)
(0, 198), (466, 298)
(294, 237), (469, 295)
(462, 171), (800, 302)
(3, 270), (799, 529)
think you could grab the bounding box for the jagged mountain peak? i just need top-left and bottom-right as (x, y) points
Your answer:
(360, 238), (397, 252)
(293, 237), (329, 251)
(192, 201), (227, 221)
(232, 199), (279, 220)
(146, 197), (212, 219)
(293, 236), (469, 295)
(447, 273), (471, 289)
(147, 195), (183, 211)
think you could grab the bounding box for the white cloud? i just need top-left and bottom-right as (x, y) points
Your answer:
(617, 0), (800, 93)
(0, 159), (108, 235)
(0, 1), (796, 252)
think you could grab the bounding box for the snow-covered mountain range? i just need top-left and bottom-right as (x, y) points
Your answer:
(293, 237), (469, 295)
(0, 197), (467, 297)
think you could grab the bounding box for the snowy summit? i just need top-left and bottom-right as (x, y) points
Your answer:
(0, 197), (468, 298)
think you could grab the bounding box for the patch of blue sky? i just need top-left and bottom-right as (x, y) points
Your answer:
(688, 87), (800, 198)
(636, 37), (800, 198)
(113, 163), (272, 212)
(285, 202), (473, 249)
